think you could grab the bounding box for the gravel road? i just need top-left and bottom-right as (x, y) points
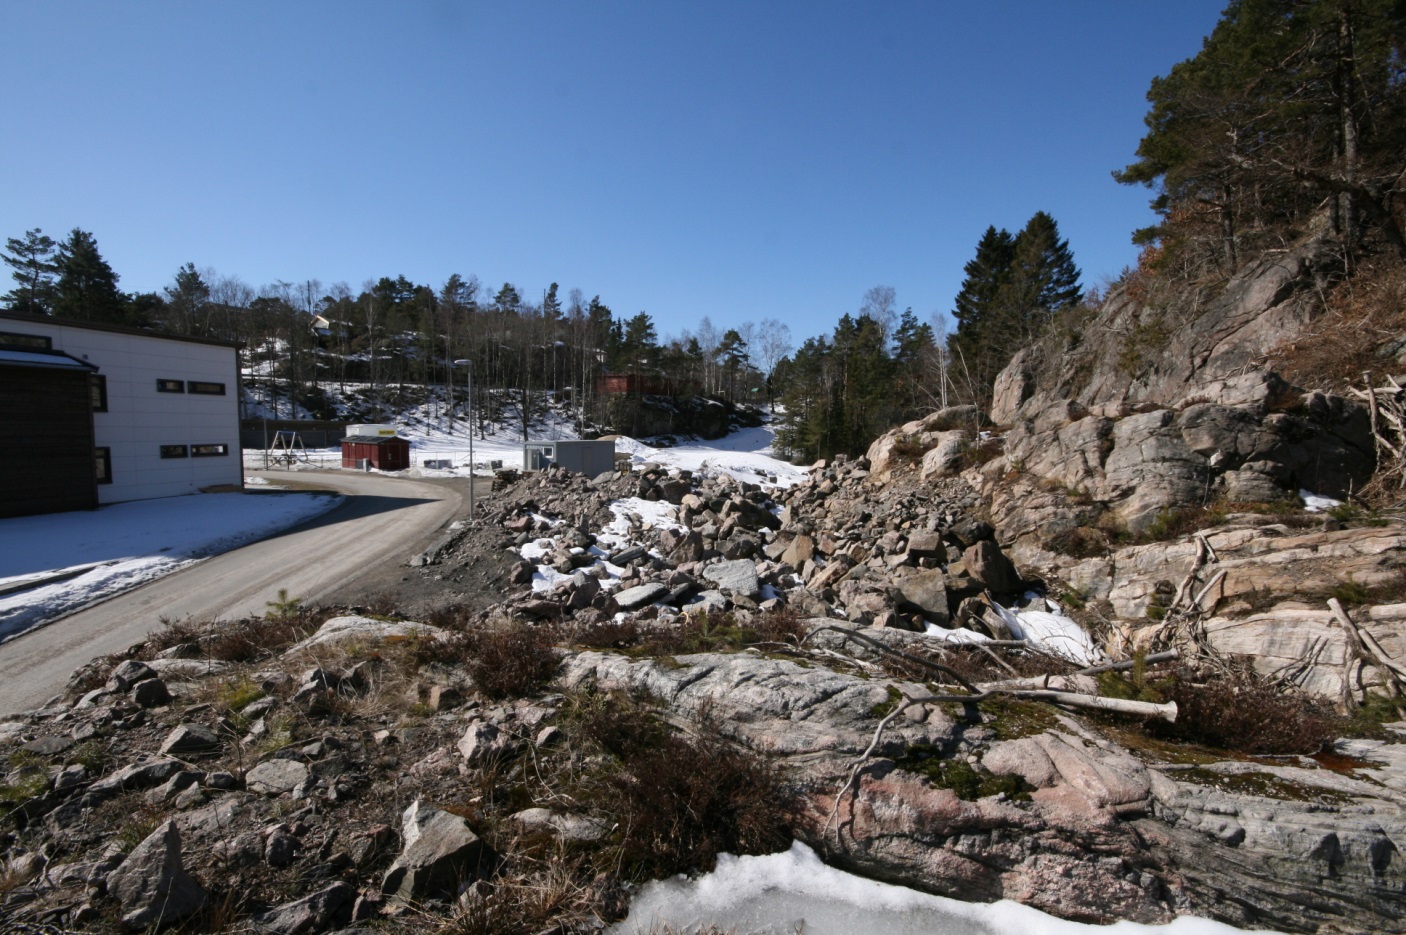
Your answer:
(0, 471), (464, 715)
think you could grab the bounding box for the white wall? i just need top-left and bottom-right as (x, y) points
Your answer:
(0, 317), (242, 504)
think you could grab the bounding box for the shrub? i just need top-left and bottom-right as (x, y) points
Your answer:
(206, 609), (325, 662)
(1047, 525), (1110, 559)
(1147, 663), (1337, 755)
(890, 434), (927, 461)
(461, 620), (560, 699)
(571, 693), (796, 879)
(570, 618), (644, 650)
(957, 436), (1005, 471)
(631, 608), (808, 656)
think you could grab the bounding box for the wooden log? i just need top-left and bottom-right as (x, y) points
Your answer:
(1006, 689), (1179, 722)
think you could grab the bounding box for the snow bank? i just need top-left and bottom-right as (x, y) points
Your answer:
(0, 490), (341, 642)
(611, 841), (1283, 935)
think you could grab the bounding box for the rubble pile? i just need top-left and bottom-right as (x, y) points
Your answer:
(436, 443), (1041, 645)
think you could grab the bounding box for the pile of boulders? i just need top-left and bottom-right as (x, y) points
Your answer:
(465, 449), (1036, 639)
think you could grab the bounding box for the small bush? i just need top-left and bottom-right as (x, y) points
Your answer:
(890, 434), (927, 461)
(632, 609), (808, 656)
(1047, 525), (1111, 559)
(461, 620), (560, 699)
(145, 617), (200, 653)
(571, 693), (795, 879)
(1148, 664), (1337, 755)
(571, 618), (644, 650)
(206, 609), (326, 662)
(957, 436), (1004, 471)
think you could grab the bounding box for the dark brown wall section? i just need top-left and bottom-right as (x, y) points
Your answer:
(0, 365), (98, 518)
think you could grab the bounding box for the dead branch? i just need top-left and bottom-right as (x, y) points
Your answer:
(1329, 597), (1406, 709)
(802, 625), (982, 693)
(983, 650), (1180, 690)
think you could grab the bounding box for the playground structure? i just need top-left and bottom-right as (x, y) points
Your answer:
(268, 430), (311, 468)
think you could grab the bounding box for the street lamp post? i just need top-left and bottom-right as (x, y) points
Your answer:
(453, 359), (475, 522)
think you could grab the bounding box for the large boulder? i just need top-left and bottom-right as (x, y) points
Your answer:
(894, 570), (950, 626)
(703, 559), (761, 599)
(382, 800), (492, 902)
(105, 821), (208, 929)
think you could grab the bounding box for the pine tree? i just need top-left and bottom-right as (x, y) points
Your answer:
(2, 228), (59, 315)
(52, 229), (124, 324)
(1115, 0), (1406, 268)
(164, 262), (211, 336)
(948, 226), (1015, 401)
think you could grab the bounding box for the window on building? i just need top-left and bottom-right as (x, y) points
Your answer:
(160, 445), (189, 459)
(187, 381), (226, 395)
(0, 331), (52, 350)
(90, 374), (107, 412)
(191, 443), (228, 457)
(156, 379), (185, 393)
(95, 448), (111, 484)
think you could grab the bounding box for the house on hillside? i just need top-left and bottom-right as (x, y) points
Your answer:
(0, 312), (243, 518)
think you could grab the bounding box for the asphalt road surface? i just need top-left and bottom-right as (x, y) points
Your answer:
(0, 471), (463, 715)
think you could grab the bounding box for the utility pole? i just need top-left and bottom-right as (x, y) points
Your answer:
(454, 358), (475, 522)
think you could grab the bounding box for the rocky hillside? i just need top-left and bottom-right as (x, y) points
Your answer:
(4, 435), (1406, 933)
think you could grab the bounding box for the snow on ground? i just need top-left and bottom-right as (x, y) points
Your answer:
(0, 488), (341, 643)
(524, 497), (687, 597)
(614, 423), (809, 488)
(612, 841), (1283, 935)
(244, 394), (810, 491)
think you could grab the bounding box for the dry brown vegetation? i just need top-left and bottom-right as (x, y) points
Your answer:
(1269, 260), (1406, 394)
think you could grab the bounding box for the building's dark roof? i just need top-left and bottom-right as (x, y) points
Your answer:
(0, 311), (243, 350)
(0, 348), (98, 371)
(341, 435), (407, 445)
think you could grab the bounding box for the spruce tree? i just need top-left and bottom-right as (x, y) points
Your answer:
(947, 213), (1081, 406)
(948, 225), (1015, 401)
(1001, 211), (1082, 333)
(52, 229), (124, 324)
(2, 228), (59, 315)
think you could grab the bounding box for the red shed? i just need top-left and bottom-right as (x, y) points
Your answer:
(340, 434), (410, 471)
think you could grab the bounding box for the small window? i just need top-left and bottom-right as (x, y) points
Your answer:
(160, 444), (188, 459)
(0, 331), (52, 350)
(187, 381), (226, 395)
(95, 447), (111, 484)
(90, 374), (107, 412)
(156, 379), (185, 393)
(191, 443), (228, 457)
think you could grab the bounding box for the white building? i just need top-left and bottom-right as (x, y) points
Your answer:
(0, 312), (243, 517)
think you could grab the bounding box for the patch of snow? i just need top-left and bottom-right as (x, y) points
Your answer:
(923, 625), (993, 644)
(1300, 489), (1344, 512)
(990, 593), (1101, 665)
(611, 841), (1284, 935)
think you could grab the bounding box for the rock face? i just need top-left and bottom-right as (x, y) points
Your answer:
(561, 645), (1406, 932)
(972, 234), (1372, 535)
(105, 821), (208, 929)
(992, 236), (1340, 425)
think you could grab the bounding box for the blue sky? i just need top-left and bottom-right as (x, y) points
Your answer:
(1, 2), (1226, 346)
